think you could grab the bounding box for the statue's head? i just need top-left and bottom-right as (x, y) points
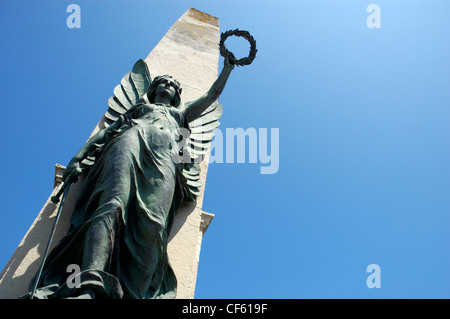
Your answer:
(147, 75), (182, 107)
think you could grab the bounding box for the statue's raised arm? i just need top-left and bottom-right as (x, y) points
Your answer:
(182, 52), (235, 122)
(182, 29), (257, 123)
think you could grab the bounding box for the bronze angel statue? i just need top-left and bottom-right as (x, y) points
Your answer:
(25, 52), (236, 299)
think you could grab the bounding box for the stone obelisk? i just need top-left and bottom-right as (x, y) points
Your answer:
(0, 8), (218, 299)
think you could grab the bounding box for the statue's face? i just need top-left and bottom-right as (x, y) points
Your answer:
(155, 79), (177, 100)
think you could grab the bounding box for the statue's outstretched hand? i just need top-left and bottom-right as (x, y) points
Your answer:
(63, 160), (83, 184)
(224, 52), (235, 71)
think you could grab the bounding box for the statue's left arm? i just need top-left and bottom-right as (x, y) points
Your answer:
(62, 105), (140, 182)
(183, 54), (234, 122)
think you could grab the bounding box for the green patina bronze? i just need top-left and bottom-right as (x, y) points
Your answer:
(23, 30), (256, 299)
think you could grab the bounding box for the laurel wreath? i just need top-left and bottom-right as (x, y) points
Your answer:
(219, 29), (257, 66)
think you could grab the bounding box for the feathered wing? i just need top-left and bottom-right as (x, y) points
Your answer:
(80, 59), (151, 168)
(177, 100), (223, 202)
(104, 59), (152, 127)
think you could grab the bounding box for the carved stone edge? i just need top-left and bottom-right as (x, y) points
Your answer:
(200, 211), (214, 235)
(54, 164), (65, 188)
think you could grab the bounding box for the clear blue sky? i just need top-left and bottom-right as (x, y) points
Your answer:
(0, 0), (449, 298)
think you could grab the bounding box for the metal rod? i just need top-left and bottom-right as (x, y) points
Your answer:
(30, 183), (71, 299)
